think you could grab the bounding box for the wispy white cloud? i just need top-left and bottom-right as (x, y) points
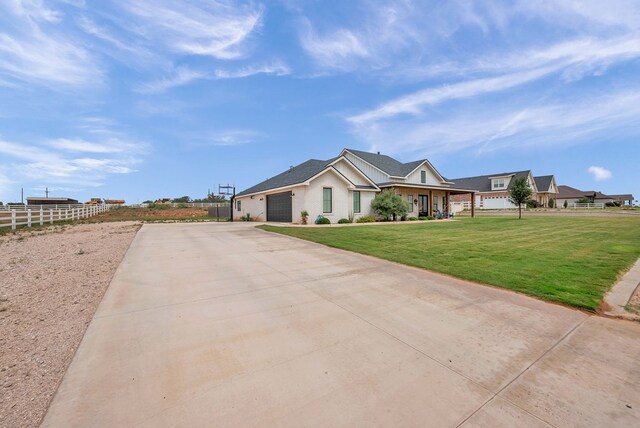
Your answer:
(300, 23), (369, 69)
(0, 2), (102, 87)
(140, 62), (290, 93)
(209, 130), (260, 146)
(121, 1), (263, 59)
(48, 138), (139, 153)
(214, 62), (290, 79)
(350, 34), (640, 125)
(349, 67), (557, 124)
(139, 66), (209, 94)
(351, 90), (640, 158)
(588, 166), (613, 181)
(5, 0), (63, 23)
(0, 130), (146, 189)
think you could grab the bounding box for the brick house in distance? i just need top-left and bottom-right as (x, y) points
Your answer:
(449, 171), (558, 209)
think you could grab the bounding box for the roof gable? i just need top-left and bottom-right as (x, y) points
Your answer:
(534, 175), (555, 193)
(450, 170), (532, 193)
(341, 148), (447, 181)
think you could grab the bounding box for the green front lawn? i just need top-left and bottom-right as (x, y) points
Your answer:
(258, 217), (640, 311)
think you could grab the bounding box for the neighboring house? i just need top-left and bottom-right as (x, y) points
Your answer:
(608, 194), (635, 205)
(449, 171), (558, 208)
(234, 149), (476, 223)
(533, 175), (559, 207)
(557, 186), (635, 206)
(26, 197), (79, 205)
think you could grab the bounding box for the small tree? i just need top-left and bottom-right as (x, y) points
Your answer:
(548, 198), (554, 208)
(563, 200), (568, 208)
(508, 177), (532, 219)
(172, 195), (191, 203)
(371, 190), (409, 221)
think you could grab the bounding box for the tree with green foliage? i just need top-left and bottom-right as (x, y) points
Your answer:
(508, 177), (532, 219)
(172, 195), (191, 203)
(371, 189), (409, 221)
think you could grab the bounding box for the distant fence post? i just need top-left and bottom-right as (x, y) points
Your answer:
(49, 209), (54, 224)
(11, 210), (16, 230)
(40, 207), (44, 226)
(27, 209), (32, 227)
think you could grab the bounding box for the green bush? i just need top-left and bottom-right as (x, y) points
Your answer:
(241, 213), (252, 221)
(315, 217), (331, 225)
(148, 203), (170, 210)
(418, 216), (434, 220)
(407, 217), (419, 221)
(548, 199), (555, 208)
(337, 218), (351, 224)
(356, 215), (376, 223)
(176, 203), (189, 209)
(371, 189), (410, 220)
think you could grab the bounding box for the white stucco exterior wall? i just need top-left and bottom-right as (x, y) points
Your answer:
(304, 170), (351, 223)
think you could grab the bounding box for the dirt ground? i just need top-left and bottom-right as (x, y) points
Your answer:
(82, 206), (216, 222)
(0, 222), (140, 428)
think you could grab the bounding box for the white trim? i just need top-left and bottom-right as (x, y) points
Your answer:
(304, 166), (354, 187)
(403, 159), (448, 183)
(328, 156), (381, 189)
(236, 184), (302, 199)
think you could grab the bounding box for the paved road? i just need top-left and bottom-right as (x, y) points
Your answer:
(43, 223), (640, 427)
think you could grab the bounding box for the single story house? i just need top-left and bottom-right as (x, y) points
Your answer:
(26, 197), (79, 205)
(449, 171), (558, 208)
(234, 149), (477, 223)
(557, 186), (635, 206)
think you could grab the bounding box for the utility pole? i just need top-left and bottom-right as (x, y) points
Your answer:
(45, 187), (49, 198)
(218, 184), (235, 222)
(21, 187), (23, 204)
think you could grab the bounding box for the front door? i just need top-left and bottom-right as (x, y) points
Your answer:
(418, 195), (429, 217)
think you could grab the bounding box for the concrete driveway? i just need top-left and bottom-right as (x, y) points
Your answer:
(43, 223), (640, 427)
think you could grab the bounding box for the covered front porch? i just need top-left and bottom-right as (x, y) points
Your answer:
(378, 183), (477, 218)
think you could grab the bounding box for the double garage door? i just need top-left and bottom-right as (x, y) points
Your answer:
(482, 196), (517, 209)
(266, 191), (292, 222)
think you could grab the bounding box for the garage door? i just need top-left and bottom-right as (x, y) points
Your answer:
(266, 191), (292, 222)
(483, 197), (517, 209)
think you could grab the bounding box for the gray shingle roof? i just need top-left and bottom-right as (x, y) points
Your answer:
(533, 175), (554, 192)
(236, 158), (337, 197)
(608, 194), (635, 201)
(450, 171), (531, 192)
(345, 149), (433, 177)
(557, 185), (593, 199)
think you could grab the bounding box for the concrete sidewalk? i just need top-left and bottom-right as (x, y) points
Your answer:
(43, 223), (640, 427)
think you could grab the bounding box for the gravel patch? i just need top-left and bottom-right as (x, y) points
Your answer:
(0, 222), (140, 427)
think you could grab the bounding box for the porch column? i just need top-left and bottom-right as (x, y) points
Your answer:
(429, 190), (433, 216)
(470, 192), (475, 218)
(445, 191), (450, 216)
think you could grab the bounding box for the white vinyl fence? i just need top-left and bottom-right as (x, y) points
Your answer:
(0, 204), (110, 230)
(569, 203), (604, 209)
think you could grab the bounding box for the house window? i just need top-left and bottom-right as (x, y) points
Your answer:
(421, 171), (426, 184)
(407, 194), (413, 212)
(434, 196), (439, 212)
(353, 191), (361, 213)
(323, 188), (332, 213)
(236, 200), (241, 211)
(493, 179), (505, 189)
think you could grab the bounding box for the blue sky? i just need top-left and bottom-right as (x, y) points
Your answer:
(0, 0), (638, 203)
